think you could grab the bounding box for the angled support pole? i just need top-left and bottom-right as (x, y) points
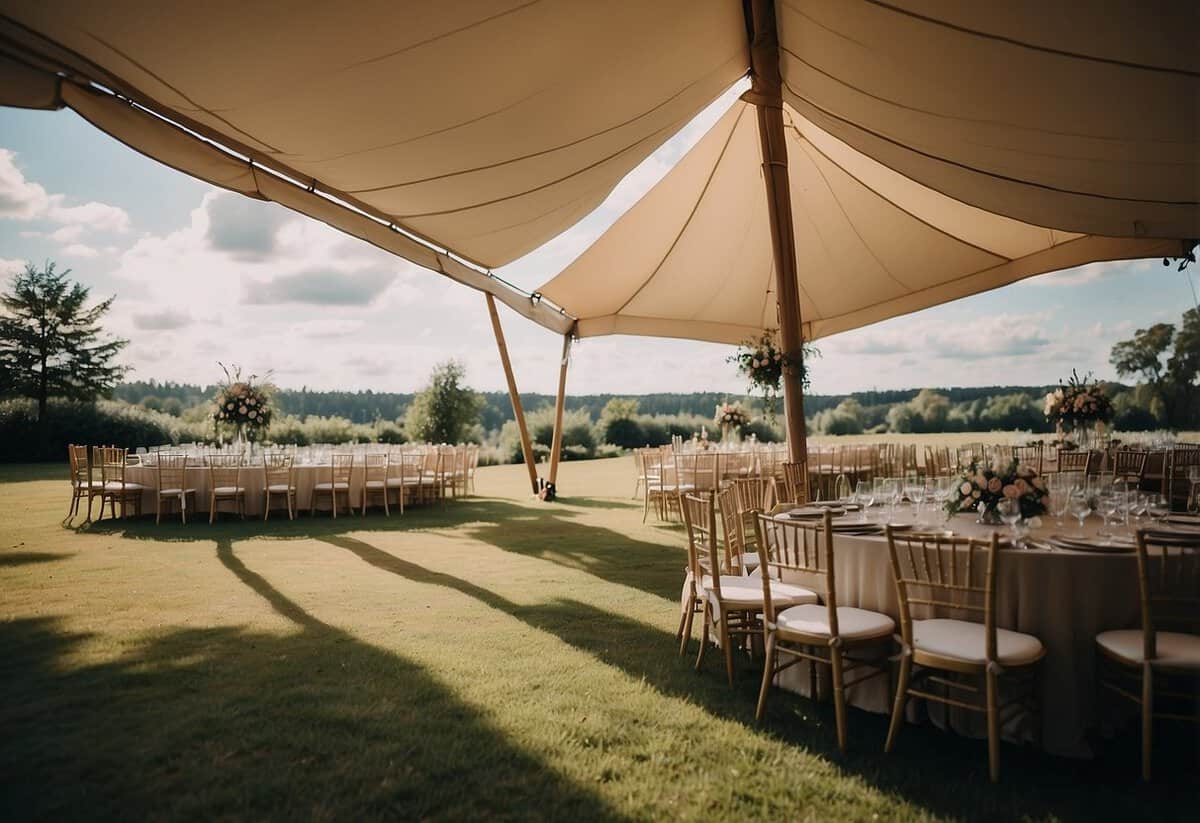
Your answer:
(744, 0), (809, 474)
(548, 333), (572, 488)
(486, 293), (539, 494)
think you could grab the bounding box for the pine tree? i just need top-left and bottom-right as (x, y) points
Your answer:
(0, 261), (128, 421)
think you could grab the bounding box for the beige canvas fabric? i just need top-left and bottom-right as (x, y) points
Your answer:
(778, 0), (1200, 240)
(0, 0), (748, 270)
(539, 100), (1184, 343)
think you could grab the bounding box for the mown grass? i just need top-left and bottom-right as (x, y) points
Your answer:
(1, 457), (1196, 821)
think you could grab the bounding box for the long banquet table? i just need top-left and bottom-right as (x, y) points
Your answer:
(763, 509), (1152, 758)
(125, 463), (374, 516)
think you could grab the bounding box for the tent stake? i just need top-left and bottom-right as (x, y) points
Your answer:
(548, 334), (571, 488)
(746, 0), (809, 486)
(486, 293), (539, 494)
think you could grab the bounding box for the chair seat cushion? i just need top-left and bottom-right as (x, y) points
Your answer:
(386, 477), (421, 487)
(158, 487), (194, 496)
(1096, 629), (1200, 670)
(267, 484), (292, 493)
(104, 481), (144, 492)
(776, 604), (895, 641)
(913, 618), (1044, 667)
(212, 486), (245, 495)
(733, 552), (760, 573)
(701, 575), (818, 609)
(314, 482), (349, 490)
(364, 479), (386, 488)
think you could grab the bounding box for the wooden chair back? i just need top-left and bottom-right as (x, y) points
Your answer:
(1057, 448), (1099, 474)
(1111, 449), (1149, 483)
(330, 452), (355, 485)
(206, 453), (242, 489)
(675, 451), (719, 494)
(1013, 444), (1044, 475)
(642, 448), (667, 490)
(264, 453), (294, 487)
(68, 444), (90, 488)
(1134, 529), (1200, 660)
(98, 446), (131, 486)
(780, 460), (808, 504)
(1165, 446), (1200, 511)
(682, 492), (721, 600)
(715, 487), (745, 574)
(363, 452), (388, 483)
(885, 528), (999, 663)
(155, 453), (188, 491)
(754, 510), (836, 628)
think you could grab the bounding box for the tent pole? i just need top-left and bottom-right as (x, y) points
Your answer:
(485, 293), (539, 494)
(548, 334), (571, 487)
(745, 0), (808, 476)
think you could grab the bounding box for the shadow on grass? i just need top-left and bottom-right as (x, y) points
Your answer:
(323, 533), (1199, 822)
(555, 496), (641, 512)
(82, 497), (687, 603)
(0, 463), (66, 484)
(0, 538), (623, 822)
(0, 551), (71, 567)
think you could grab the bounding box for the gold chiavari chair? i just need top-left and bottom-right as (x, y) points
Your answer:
(1095, 529), (1200, 781)
(683, 493), (818, 686)
(642, 449), (673, 522)
(465, 444), (480, 495)
(1012, 444), (1044, 475)
(98, 446), (144, 520)
(207, 454), (246, 523)
(66, 444), (102, 523)
(715, 486), (755, 576)
(1057, 448), (1100, 474)
(312, 452), (354, 517)
(1110, 449), (1149, 488)
(924, 445), (953, 478)
(730, 476), (775, 573)
(753, 511), (894, 749)
(154, 453), (195, 525)
(1164, 446), (1200, 512)
(779, 460), (808, 505)
(422, 448), (446, 504)
(884, 528), (1045, 782)
(385, 451), (420, 514)
(263, 452), (296, 520)
(438, 445), (462, 499)
(361, 452), (390, 516)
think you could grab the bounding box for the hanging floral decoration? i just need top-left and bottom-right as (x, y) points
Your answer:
(728, 331), (816, 419)
(212, 363), (274, 441)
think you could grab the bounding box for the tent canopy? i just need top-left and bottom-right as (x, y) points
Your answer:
(538, 99), (1184, 344)
(1, 0), (1196, 342)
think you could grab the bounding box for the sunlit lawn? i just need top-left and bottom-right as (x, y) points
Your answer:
(1, 457), (1196, 821)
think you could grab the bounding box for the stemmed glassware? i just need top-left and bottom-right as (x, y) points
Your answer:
(854, 481), (875, 523)
(1067, 490), (1093, 537)
(834, 473), (852, 503)
(1145, 494), (1170, 525)
(996, 497), (1022, 544)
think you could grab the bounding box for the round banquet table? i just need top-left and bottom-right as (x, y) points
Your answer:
(125, 463), (370, 516)
(763, 508), (1150, 758)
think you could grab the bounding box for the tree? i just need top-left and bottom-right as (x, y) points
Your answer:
(1110, 322), (1175, 423)
(403, 360), (483, 444)
(0, 261), (128, 421)
(1110, 310), (1200, 428)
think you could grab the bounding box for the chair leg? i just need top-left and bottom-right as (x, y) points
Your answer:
(156, 498), (162, 525)
(986, 669), (1000, 783)
(1141, 662), (1153, 782)
(755, 632), (777, 721)
(209, 496), (216, 524)
(263, 492), (270, 521)
(85, 492), (95, 522)
(287, 491), (294, 520)
(720, 617), (735, 687)
(695, 601), (711, 671)
(181, 494), (188, 525)
(885, 656), (911, 753)
(383, 489), (389, 517)
(831, 648), (848, 753)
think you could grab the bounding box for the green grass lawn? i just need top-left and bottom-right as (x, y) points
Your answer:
(1, 457), (1196, 821)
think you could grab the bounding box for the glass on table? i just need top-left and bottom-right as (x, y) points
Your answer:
(1067, 490), (1093, 537)
(854, 481), (875, 522)
(833, 473), (852, 502)
(996, 497), (1022, 544)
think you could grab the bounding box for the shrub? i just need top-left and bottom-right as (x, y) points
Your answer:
(0, 398), (177, 462)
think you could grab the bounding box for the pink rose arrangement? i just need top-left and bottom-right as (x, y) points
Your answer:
(1043, 370), (1113, 431)
(212, 362), (274, 441)
(946, 458), (1049, 519)
(714, 401), (750, 431)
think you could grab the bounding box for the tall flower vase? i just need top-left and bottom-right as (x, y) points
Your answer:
(721, 423), (732, 443)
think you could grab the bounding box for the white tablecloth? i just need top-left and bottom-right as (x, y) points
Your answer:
(125, 464), (379, 516)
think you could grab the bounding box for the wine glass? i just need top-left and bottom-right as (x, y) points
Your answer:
(834, 473), (852, 503)
(1067, 491), (1093, 537)
(997, 497), (1022, 544)
(1095, 491), (1119, 538)
(854, 481), (875, 523)
(1145, 493), (1170, 525)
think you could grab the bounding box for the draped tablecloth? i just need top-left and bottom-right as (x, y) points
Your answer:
(762, 512), (1143, 757)
(125, 464), (371, 516)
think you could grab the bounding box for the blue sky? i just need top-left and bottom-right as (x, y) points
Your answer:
(1, 100), (1196, 396)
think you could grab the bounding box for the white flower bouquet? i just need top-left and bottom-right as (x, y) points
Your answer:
(1043, 370), (1113, 431)
(714, 401), (750, 430)
(945, 457), (1049, 519)
(212, 363), (274, 441)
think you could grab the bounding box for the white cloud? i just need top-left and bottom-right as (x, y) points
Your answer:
(132, 308), (192, 331)
(61, 243), (99, 258)
(0, 257), (26, 277)
(49, 225), (85, 243)
(0, 148), (131, 234)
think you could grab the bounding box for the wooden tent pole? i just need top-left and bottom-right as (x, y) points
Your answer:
(486, 293), (539, 494)
(548, 333), (571, 486)
(745, 0), (808, 470)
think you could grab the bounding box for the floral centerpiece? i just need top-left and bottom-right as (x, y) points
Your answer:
(714, 401), (750, 441)
(945, 457), (1049, 523)
(1043, 370), (1113, 446)
(727, 331), (815, 419)
(212, 363), (273, 445)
